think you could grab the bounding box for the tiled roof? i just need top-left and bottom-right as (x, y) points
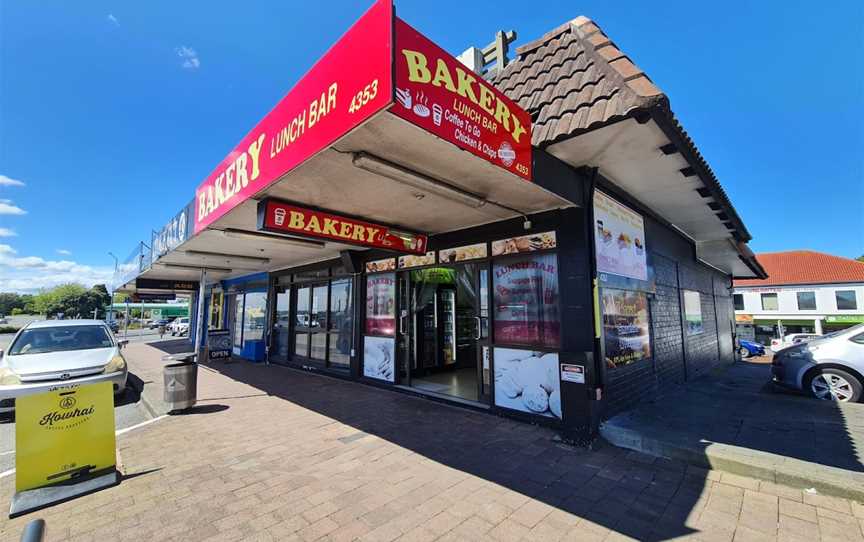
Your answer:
(734, 251), (864, 287)
(493, 17), (667, 146)
(491, 15), (765, 280)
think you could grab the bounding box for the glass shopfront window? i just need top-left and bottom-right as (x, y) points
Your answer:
(209, 291), (224, 330)
(277, 264), (354, 369)
(366, 273), (396, 336)
(492, 254), (560, 348)
(242, 292), (267, 342)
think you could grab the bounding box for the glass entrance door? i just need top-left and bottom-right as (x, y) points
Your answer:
(401, 264), (487, 403)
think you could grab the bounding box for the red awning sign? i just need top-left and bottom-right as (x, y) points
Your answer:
(258, 199), (428, 254)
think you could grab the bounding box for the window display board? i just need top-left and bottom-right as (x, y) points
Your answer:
(594, 191), (647, 282)
(601, 288), (651, 368)
(683, 290), (704, 335)
(365, 273), (396, 336)
(439, 243), (487, 263)
(366, 258), (396, 273)
(492, 254), (560, 348)
(491, 232), (555, 256)
(494, 348), (561, 419)
(363, 336), (395, 382)
(398, 251), (436, 269)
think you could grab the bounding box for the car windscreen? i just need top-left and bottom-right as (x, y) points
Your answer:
(9, 325), (114, 355)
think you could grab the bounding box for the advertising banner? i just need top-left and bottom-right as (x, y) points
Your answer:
(601, 288), (651, 368)
(136, 278), (199, 291)
(152, 201), (194, 261)
(365, 273), (396, 335)
(683, 290), (704, 335)
(439, 243), (487, 263)
(393, 19), (532, 180)
(494, 348), (561, 419)
(258, 199), (427, 254)
(492, 254), (560, 348)
(491, 231), (556, 256)
(194, 0), (394, 233)
(594, 191), (648, 281)
(15, 382), (116, 492)
(398, 251), (436, 269)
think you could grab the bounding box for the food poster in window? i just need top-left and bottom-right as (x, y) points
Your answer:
(594, 191), (647, 281)
(492, 254), (560, 348)
(491, 232), (556, 256)
(363, 336), (395, 382)
(494, 348), (561, 419)
(365, 273), (396, 335)
(439, 243), (488, 263)
(683, 290), (704, 335)
(601, 288), (651, 368)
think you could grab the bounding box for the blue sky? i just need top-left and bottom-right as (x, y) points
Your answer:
(0, 1), (861, 292)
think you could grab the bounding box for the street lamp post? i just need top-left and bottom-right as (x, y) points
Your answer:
(108, 252), (119, 327)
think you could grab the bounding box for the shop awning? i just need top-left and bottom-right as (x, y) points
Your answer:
(118, 0), (573, 288)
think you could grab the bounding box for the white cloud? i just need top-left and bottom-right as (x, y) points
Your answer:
(107, 14), (119, 27)
(0, 244), (113, 293)
(56, 249), (72, 256)
(0, 228), (16, 237)
(0, 175), (25, 187)
(175, 46), (200, 69)
(0, 200), (26, 215)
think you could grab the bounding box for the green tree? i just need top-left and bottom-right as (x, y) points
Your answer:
(857, 255), (864, 263)
(0, 292), (26, 315)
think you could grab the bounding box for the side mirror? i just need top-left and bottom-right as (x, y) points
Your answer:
(117, 340), (129, 349)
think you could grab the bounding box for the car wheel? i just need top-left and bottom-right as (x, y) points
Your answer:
(739, 346), (751, 358)
(808, 368), (862, 403)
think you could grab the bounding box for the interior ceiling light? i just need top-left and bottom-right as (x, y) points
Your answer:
(352, 152), (488, 209)
(219, 228), (325, 249)
(184, 250), (270, 264)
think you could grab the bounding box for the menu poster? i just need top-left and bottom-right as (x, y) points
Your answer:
(493, 348), (561, 419)
(363, 336), (395, 382)
(601, 288), (651, 368)
(439, 243), (488, 263)
(398, 251), (436, 269)
(491, 231), (556, 257)
(594, 191), (647, 281)
(365, 258), (396, 273)
(684, 290), (704, 335)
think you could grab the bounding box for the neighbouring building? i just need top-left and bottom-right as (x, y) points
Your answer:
(111, 1), (765, 440)
(733, 251), (864, 345)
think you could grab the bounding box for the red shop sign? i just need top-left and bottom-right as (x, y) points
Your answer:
(258, 199), (428, 254)
(193, 0), (394, 234)
(392, 18), (533, 180)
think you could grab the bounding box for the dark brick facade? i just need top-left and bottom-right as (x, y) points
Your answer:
(603, 214), (736, 418)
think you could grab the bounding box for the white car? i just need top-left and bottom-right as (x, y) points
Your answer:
(771, 333), (822, 352)
(170, 317), (190, 336)
(0, 320), (128, 417)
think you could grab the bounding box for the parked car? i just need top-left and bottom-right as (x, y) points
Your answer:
(105, 320), (120, 333)
(149, 319), (170, 330)
(770, 333), (822, 352)
(739, 339), (766, 358)
(0, 320), (128, 417)
(771, 324), (864, 402)
(170, 317), (190, 336)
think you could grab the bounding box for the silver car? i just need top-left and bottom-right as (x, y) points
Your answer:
(772, 323), (864, 402)
(0, 320), (128, 416)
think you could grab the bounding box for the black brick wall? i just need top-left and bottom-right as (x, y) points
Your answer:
(602, 214), (737, 419)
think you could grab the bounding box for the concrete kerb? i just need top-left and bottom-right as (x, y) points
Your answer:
(600, 422), (864, 502)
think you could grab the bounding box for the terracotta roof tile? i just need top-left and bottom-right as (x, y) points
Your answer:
(734, 251), (864, 287)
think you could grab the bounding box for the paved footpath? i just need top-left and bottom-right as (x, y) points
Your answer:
(1, 342), (862, 542)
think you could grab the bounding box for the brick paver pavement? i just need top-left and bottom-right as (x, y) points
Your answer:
(1, 341), (862, 542)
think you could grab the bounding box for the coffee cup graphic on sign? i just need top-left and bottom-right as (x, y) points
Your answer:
(274, 208), (286, 226)
(432, 104), (442, 126)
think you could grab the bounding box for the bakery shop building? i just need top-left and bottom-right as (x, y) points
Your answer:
(113, 0), (765, 440)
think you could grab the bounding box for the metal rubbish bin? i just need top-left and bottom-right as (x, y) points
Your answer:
(162, 354), (198, 412)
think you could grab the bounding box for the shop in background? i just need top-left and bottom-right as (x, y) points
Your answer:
(223, 273), (269, 362)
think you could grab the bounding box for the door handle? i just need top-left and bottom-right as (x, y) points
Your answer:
(474, 317), (481, 340)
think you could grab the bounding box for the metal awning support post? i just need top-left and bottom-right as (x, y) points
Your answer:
(193, 268), (207, 359)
